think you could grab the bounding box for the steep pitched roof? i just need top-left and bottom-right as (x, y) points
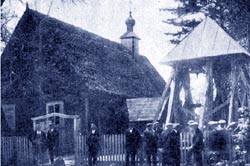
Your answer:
(161, 16), (250, 65)
(1, 8), (165, 98)
(126, 97), (165, 121)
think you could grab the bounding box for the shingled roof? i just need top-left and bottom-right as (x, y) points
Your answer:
(126, 97), (165, 121)
(161, 16), (250, 65)
(1, 8), (165, 99)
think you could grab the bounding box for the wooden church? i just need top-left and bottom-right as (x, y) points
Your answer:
(1, 6), (165, 136)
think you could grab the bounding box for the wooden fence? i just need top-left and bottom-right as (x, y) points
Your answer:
(75, 132), (193, 165)
(0, 132), (207, 166)
(1, 136), (33, 166)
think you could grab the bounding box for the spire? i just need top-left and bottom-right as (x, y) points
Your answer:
(120, 0), (140, 58)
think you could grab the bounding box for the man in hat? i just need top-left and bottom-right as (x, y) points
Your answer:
(87, 123), (100, 166)
(187, 121), (204, 166)
(125, 123), (141, 166)
(217, 119), (226, 130)
(213, 120), (229, 160)
(29, 124), (47, 165)
(161, 123), (180, 166)
(143, 123), (158, 166)
(47, 124), (59, 164)
(173, 123), (181, 166)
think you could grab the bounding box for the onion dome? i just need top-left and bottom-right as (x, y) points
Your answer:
(125, 12), (135, 32)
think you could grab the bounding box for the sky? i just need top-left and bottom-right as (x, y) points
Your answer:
(2, 0), (207, 105)
(2, 0), (179, 80)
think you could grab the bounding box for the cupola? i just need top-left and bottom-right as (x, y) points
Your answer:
(120, 12), (140, 58)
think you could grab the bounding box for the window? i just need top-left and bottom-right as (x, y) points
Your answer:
(2, 104), (16, 130)
(46, 101), (64, 125)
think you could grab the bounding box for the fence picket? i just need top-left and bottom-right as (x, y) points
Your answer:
(3, 131), (234, 166)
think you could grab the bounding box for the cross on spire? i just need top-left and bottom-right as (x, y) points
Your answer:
(129, 0), (132, 13)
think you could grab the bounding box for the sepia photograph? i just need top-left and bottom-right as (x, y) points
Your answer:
(1, 0), (250, 165)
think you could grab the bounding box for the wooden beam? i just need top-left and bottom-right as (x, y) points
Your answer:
(153, 71), (174, 123)
(239, 67), (250, 91)
(228, 65), (238, 125)
(31, 112), (80, 121)
(201, 62), (213, 128)
(182, 68), (193, 108)
(165, 68), (182, 124)
(165, 80), (176, 124)
(207, 99), (230, 117)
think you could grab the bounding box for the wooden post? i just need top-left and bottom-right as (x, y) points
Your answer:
(33, 120), (36, 131)
(165, 68), (182, 124)
(182, 68), (193, 108)
(228, 64), (238, 125)
(153, 71), (174, 123)
(84, 97), (89, 132)
(165, 80), (176, 124)
(201, 62), (213, 128)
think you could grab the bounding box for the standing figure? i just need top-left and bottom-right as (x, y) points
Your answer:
(86, 123), (100, 166)
(125, 124), (141, 166)
(29, 124), (47, 165)
(161, 123), (180, 166)
(47, 124), (59, 164)
(187, 121), (204, 166)
(143, 123), (158, 166)
(173, 123), (181, 166)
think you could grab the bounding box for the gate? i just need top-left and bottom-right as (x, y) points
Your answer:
(31, 113), (80, 155)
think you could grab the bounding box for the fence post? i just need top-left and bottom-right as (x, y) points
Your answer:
(13, 136), (17, 166)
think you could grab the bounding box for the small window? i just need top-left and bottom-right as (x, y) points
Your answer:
(46, 101), (64, 125)
(2, 104), (16, 130)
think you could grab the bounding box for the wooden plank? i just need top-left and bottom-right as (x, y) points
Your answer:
(228, 65), (238, 125)
(153, 71), (174, 123)
(207, 99), (230, 116)
(31, 112), (80, 121)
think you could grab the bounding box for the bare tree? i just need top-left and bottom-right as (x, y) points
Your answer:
(0, 7), (17, 50)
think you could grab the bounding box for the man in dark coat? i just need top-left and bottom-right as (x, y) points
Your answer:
(125, 124), (141, 166)
(173, 123), (181, 166)
(29, 124), (47, 165)
(187, 121), (204, 166)
(143, 123), (158, 166)
(86, 123), (100, 166)
(161, 123), (180, 166)
(47, 124), (59, 164)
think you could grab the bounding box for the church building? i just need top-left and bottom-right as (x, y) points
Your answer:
(1, 6), (165, 137)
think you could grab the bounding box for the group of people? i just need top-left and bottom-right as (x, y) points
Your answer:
(86, 121), (204, 166)
(29, 124), (59, 165)
(141, 121), (203, 166)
